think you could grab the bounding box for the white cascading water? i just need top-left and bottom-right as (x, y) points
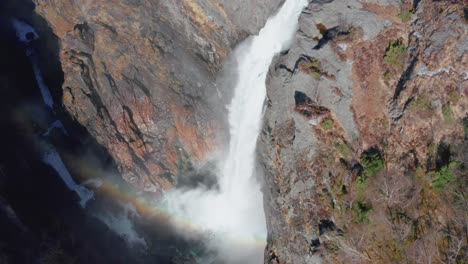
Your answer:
(165, 0), (307, 262)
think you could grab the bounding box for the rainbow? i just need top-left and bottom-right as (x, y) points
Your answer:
(12, 99), (266, 249)
(64, 153), (267, 249)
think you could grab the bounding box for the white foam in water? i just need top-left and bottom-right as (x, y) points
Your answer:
(41, 145), (94, 208)
(165, 0), (308, 263)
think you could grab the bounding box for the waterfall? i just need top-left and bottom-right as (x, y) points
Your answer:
(165, 0), (307, 263)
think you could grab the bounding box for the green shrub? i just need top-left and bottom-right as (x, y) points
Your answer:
(308, 57), (321, 69)
(428, 143), (438, 159)
(312, 71), (321, 80)
(353, 200), (372, 224)
(356, 175), (368, 198)
(384, 40), (407, 69)
(322, 118), (334, 131)
(442, 104), (454, 122)
(432, 163), (457, 190)
(398, 9), (413, 23)
(307, 57), (323, 80)
(409, 96), (433, 112)
(361, 153), (385, 176)
(336, 143), (353, 158)
(415, 166), (425, 179)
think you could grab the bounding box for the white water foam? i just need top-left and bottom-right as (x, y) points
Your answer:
(164, 0), (308, 263)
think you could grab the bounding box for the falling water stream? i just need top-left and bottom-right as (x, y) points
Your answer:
(166, 0), (308, 262)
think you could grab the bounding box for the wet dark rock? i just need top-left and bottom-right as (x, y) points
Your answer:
(294, 91), (330, 119)
(318, 219), (336, 236)
(435, 142), (451, 170)
(312, 25), (353, 50)
(294, 91), (315, 107)
(310, 239), (321, 254)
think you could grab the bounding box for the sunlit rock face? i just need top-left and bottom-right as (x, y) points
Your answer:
(28, 0), (283, 192)
(260, 0), (467, 263)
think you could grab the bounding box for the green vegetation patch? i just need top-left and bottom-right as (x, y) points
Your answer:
(311, 71), (321, 80)
(415, 166), (425, 179)
(336, 143), (353, 158)
(409, 96), (433, 113)
(353, 200), (372, 224)
(384, 40), (407, 69)
(398, 9), (413, 23)
(306, 57), (323, 80)
(361, 153), (385, 176)
(442, 104), (454, 122)
(428, 143), (438, 159)
(356, 175), (368, 198)
(321, 118), (334, 131)
(432, 162), (458, 190)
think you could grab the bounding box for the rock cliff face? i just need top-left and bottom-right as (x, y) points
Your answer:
(260, 0), (467, 263)
(30, 0), (282, 191)
(2, 0), (466, 263)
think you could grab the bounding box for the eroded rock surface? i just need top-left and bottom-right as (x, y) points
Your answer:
(260, 0), (467, 263)
(29, 0), (283, 192)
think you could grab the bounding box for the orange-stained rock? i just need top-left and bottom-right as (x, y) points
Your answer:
(30, 0), (283, 192)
